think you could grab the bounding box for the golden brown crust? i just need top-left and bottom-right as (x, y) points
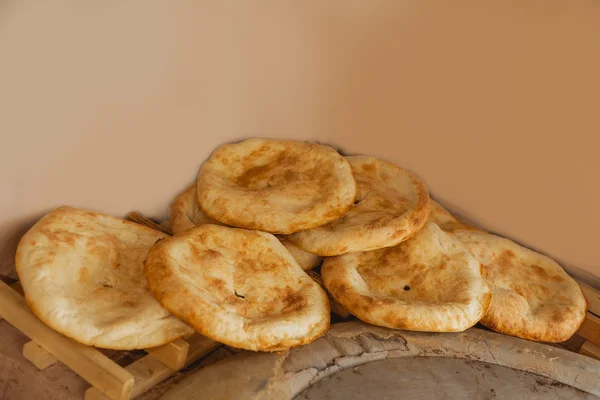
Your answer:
(196, 139), (357, 234)
(169, 184), (323, 270)
(15, 206), (193, 350)
(428, 199), (482, 233)
(453, 230), (587, 342)
(288, 156), (430, 256)
(169, 184), (222, 234)
(321, 222), (491, 332)
(144, 224), (330, 351)
(278, 237), (323, 271)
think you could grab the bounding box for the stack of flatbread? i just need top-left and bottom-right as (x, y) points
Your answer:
(15, 138), (587, 353)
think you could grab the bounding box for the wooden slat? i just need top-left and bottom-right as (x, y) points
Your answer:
(145, 338), (189, 370)
(22, 340), (58, 370)
(0, 282), (23, 321)
(124, 212), (172, 235)
(0, 280), (134, 400)
(10, 281), (23, 295)
(85, 334), (221, 400)
(577, 312), (600, 347)
(580, 340), (600, 361)
(578, 280), (600, 317)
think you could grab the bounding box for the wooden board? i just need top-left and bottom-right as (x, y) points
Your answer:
(578, 312), (600, 347)
(145, 339), (189, 371)
(580, 340), (600, 361)
(579, 280), (600, 317)
(22, 340), (58, 370)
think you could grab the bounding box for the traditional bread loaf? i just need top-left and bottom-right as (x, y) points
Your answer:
(15, 206), (193, 349)
(453, 230), (587, 342)
(321, 222), (491, 332)
(288, 156), (430, 256)
(196, 139), (357, 234)
(169, 183), (221, 234)
(169, 184), (322, 270)
(144, 224), (330, 351)
(428, 199), (481, 232)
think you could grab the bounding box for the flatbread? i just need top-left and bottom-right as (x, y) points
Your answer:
(288, 156), (430, 256)
(429, 199), (480, 232)
(278, 237), (323, 271)
(169, 184), (322, 270)
(321, 222), (491, 332)
(169, 184), (221, 234)
(15, 206), (193, 350)
(453, 230), (587, 342)
(144, 224), (330, 351)
(196, 139), (357, 234)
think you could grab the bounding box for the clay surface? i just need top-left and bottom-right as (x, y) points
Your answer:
(297, 357), (594, 400)
(160, 322), (600, 400)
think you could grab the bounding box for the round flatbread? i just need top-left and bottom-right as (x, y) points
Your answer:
(288, 156), (430, 256)
(278, 237), (323, 271)
(15, 206), (193, 350)
(144, 224), (331, 351)
(169, 184), (221, 234)
(428, 199), (480, 232)
(196, 139), (357, 234)
(321, 222), (491, 332)
(453, 230), (587, 342)
(169, 184), (322, 270)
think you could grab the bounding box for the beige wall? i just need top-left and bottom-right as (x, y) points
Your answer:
(1, 2), (599, 285)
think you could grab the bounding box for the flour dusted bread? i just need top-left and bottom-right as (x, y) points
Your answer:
(169, 184), (322, 270)
(321, 222), (491, 332)
(15, 206), (193, 349)
(288, 156), (430, 256)
(453, 230), (587, 342)
(144, 224), (330, 351)
(196, 139), (356, 234)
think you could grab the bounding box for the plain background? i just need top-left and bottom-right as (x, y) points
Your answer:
(1, 1), (599, 286)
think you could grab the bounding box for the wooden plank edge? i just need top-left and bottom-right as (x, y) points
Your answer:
(145, 338), (190, 371)
(577, 279), (600, 317)
(580, 340), (600, 361)
(22, 340), (58, 370)
(124, 212), (172, 235)
(576, 312), (600, 347)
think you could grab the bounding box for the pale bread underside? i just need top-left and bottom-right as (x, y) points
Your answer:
(144, 224), (330, 351)
(453, 230), (587, 342)
(321, 222), (491, 332)
(169, 184), (322, 270)
(288, 156), (430, 256)
(196, 139), (357, 234)
(15, 206), (193, 350)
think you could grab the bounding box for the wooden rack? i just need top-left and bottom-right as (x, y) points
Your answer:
(0, 279), (221, 400)
(0, 211), (597, 399)
(572, 280), (600, 360)
(0, 212), (352, 400)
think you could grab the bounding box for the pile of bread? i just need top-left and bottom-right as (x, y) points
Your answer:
(15, 139), (587, 352)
